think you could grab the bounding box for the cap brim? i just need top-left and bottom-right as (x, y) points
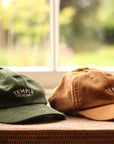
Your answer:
(78, 104), (114, 121)
(0, 104), (65, 124)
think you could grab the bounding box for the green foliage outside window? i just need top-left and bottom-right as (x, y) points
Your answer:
(0, 0), (50, 66)
(0, 0), (113, 66)
(59, 0), (114, 66)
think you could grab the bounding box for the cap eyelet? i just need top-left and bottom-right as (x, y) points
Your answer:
(90, 76), (94, 79)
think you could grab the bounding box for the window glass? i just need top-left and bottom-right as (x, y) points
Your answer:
(0, 0), (50, 66)
(59, 0), (114, 67)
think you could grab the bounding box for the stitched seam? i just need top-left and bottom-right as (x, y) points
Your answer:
(77, 76), (80, 108)
(72, 79), (76, 108)
(72, 77), (80, 109)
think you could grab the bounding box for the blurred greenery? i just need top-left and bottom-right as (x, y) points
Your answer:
(0, 46), (49, 66)
(59, 0), (114, 66)
(0, 0), (50, 66)
(0, 0), (113, 66)
(60, 45), (114, 66)
(60, 0), (114, 47)
(0, 0), (49, 37)
(97, 0), (114, 29)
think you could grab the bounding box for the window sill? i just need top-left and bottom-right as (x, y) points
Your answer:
(3, 66), (114, 89)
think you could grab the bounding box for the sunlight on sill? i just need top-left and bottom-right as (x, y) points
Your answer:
(58, 66), (114, 72)
(3, 66), (53, 72)
(3, 66), (114, 72)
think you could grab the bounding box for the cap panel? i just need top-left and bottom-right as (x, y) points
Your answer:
(71, 68), (93, 110)
(77, 70), (114, 110)
(48, 72), (75, 112)
(72, 75), (80, 109)
(0, 68), (47, 108)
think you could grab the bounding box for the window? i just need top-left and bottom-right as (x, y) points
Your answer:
(0, 0), (114, 90)
(0, 0), (50, 67)
(59, 0), (114, 68)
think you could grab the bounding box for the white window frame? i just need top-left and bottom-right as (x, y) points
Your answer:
(4, 0), (114, 90)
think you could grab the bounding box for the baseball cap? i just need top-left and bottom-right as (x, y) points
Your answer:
(48, 67), (114, 121)
(0, 68), (65, 124)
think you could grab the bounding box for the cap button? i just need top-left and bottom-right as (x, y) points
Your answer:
(90, 76), (94, 79)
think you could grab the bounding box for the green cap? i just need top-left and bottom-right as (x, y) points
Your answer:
(0, 68), (65, 124)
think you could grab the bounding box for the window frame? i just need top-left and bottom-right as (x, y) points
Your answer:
(4, 0), (114, 89)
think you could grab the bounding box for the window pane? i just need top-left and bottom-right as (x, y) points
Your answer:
(59, 0), (114, 67)
(0, 0), (50, 66)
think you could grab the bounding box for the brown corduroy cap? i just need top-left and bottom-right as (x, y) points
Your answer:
(48, 67), (114, 120)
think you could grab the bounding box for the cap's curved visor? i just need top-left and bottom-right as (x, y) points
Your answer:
(0, 104), (65, 124)
(78, 104), (114, 121)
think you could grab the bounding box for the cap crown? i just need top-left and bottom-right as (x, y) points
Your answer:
(0, 68), (46, 108)
(49, 67), (114, 112)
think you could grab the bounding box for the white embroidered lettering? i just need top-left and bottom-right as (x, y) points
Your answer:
(105, 87), (114, 96)
(13, 88), (34, 97)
